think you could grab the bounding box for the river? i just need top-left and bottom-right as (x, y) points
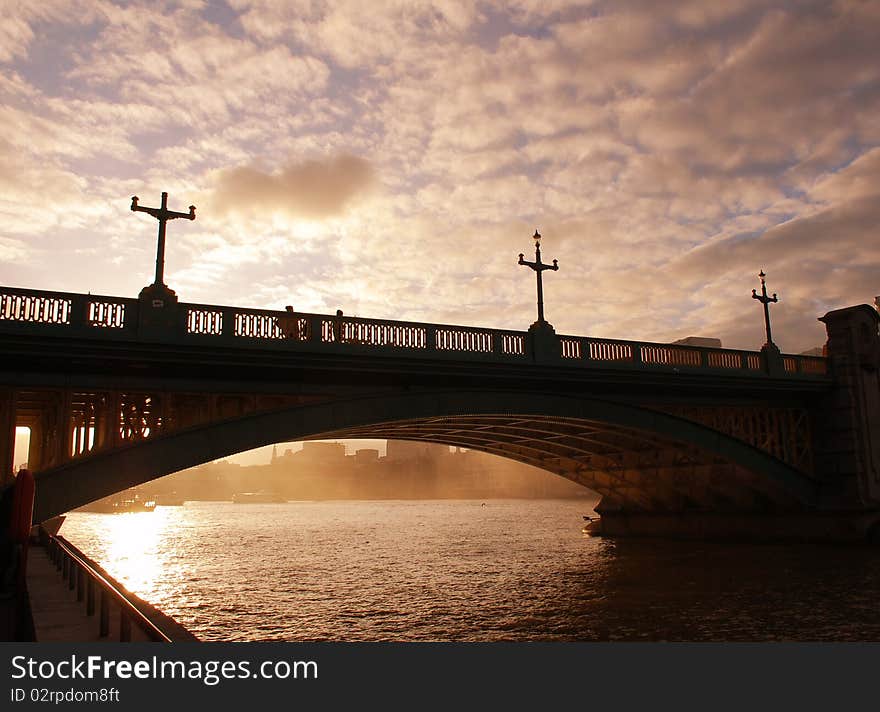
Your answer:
(58, 499), (880, 641)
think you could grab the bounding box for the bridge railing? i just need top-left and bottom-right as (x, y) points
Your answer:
(40, 529), (171, 642)
(559, 335), (769, 372)
(0, 286), (138, 335)
(0, 284), (828, 377)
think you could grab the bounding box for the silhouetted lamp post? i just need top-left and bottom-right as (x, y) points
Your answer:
(518, 230), (559, 326)
(751, 269), (784, 374)
(130, 192), (196, 289)
(751, 269), (778, 349)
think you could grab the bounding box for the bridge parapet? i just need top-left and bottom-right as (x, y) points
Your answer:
(0, 284), (829, 378)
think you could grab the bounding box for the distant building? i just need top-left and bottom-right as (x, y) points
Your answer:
(355, 448), (380, 465)
(299, 442), (346, 462)
(672, 336), (722, 348)
(386, 440), (435, 462)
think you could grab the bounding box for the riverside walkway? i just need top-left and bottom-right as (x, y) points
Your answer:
(25, 536), (196, 642)
(27, 545), (134, 642)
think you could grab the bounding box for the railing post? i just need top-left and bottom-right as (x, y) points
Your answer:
(306, 315), (322, 343)
(61, 551), (69, 579)
(120, 611), (131, 642)
(699, 350), (709, 368)
(86, 576), (96, 616)
(99, 590), (110, 637)
(425, 326), (437, 353)
(221, 307), (236, 339)
(69, 293), (88, 330)
(76, 565), (84, 602)
(632, 343), (643, 366)
(68, 561), (76, 590)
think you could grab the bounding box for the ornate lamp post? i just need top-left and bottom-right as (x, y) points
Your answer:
(518, 229), (561, 362)
(751, 269), (783, 373)
(751, 270), (778, 349)
(130, 191), (196, 292)
(518, 229), (559, 327)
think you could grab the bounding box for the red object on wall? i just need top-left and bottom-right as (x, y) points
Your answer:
(8, 469), (35, 592)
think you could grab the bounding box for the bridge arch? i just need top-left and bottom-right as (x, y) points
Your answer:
(32, 389), (818, 521)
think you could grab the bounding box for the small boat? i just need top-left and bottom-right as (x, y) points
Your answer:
(156, 493), (185, 506)
(232, 491), (287, 504)
(77, 494), (156, 514)
(117, 497), (156, 513)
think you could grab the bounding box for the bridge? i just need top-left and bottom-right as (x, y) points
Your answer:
(0, 282), (878, 540)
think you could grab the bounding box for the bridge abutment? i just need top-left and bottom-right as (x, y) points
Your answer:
(816, 305), (880, 508)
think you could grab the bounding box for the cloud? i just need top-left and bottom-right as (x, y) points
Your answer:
(233, 0), (483, 68)
(207, 154), (376, 219)
(1, 0), (877, 360)
(0, 15), (35, 63)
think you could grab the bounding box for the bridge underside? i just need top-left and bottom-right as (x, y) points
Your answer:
(30, 390), (823, 529)
(323, 415), (805, 513)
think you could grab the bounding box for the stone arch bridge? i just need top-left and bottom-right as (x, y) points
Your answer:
(1, 285), (878, 540)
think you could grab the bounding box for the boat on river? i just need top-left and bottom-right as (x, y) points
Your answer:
(231, 491), (287, 504)
(78, 494), (156, 514)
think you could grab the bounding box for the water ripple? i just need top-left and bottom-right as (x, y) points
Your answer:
(60, 500), (880, 641)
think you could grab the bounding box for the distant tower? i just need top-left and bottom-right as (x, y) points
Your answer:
(271, 445), (278, 464)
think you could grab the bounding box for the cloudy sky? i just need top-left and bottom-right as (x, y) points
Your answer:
(2, 0), (878, 358)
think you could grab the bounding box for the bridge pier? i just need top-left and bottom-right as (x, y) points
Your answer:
(589, 303), (880, 541)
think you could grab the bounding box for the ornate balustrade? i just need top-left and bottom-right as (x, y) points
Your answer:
(1, 290), (72, 325)
(0, 285), (828, 377)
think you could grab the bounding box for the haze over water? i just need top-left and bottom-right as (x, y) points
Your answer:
(60, 499), (880, 641)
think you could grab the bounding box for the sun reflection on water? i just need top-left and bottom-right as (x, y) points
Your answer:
(97, 509), (170, 595)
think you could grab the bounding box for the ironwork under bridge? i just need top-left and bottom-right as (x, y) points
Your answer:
(1, 284), (878, 540)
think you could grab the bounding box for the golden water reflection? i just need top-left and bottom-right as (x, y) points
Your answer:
(70, 508), (175, 597)
(60, 501), (880, 642)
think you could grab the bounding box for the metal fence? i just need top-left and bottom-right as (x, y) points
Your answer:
(41, 530), (171, 642)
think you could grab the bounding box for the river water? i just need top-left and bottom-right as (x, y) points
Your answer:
(58, 499), (880, 641)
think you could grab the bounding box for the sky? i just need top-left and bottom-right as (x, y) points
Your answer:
(3, 1), (880, 467)
(3, 0), (879, 349)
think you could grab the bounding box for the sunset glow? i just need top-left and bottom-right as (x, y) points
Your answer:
(1, 1), (878, 355)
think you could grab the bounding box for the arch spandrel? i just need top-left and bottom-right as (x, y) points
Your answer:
(31, 389), (818, 522)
